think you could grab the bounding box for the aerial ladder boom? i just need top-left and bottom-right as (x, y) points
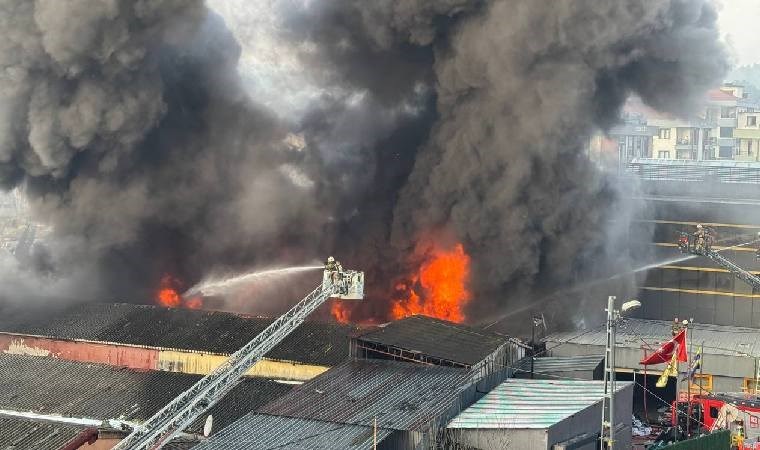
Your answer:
(678, 231), (760, 291)
(113, 259), (364, 450)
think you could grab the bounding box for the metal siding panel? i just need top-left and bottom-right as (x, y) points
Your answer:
(735, 298), (753, 327)
(715, 298), (735, 325)
(259, 359), (472, 431)
(448, 379), (631, 430)
(0, 334), (158, 370)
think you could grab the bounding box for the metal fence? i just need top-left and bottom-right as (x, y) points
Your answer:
(654, 430), (731, 450)
(626, 159), (760, 184)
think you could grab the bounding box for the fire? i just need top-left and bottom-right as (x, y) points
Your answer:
(391, 243), (471, 323)
(157, 275), (182, 308)
(184, 297), (203, 309)
(331, 300), (350, 324)
(155, 274), (204, 309)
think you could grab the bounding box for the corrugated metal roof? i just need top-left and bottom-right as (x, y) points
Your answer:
(0, 302), (356, 366)
(258, 359), (473, 431)
(0, 416), (88, 450)
(0, 353), (291, 433)
(513, 355), (603, 376)
(447, 379), (631, 429)
(545, 318), (760, 357)
(357, 315), (514, 366)
(195, 413), (393, 450)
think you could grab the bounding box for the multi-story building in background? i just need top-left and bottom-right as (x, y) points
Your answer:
(591, 83), (760, 167)
(587, 82), (760, 329)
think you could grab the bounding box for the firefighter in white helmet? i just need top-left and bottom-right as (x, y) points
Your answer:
(325, 256), (339, 272)
(694, 224), (707, 253)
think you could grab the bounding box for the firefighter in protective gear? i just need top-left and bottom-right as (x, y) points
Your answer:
(756, 232), (760, 261)
(693, 224), (707, 253)
(325, 256), (345, 293)
(672, 318), (682, 336)
(325, 256), (339, 272)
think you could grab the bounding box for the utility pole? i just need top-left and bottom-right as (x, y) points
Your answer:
(601, 296), (641, 450)
(686, 318), (693, 439)
(601, 296), (617, 449)
(530, 315), (541, 379)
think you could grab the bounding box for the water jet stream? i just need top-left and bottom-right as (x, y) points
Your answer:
(483, 239), (757, 329)
(184, 265), (323, 297)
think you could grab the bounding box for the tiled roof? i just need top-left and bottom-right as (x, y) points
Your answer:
(259, 359), (473, 431)
(707, 89), (740, 102)
(0, 416), (91, 450)
(356, 315), (513, 366)
(545, 318), (760, 358)
(0, 302), (356, 366)
(0, 353), (291, 433)
(447, 379), (632, 429)
(194, 414), (393, 450)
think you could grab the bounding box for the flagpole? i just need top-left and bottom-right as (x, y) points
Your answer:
(675, 356), (680, 442)
(686, 320), (692, 439)
(699, 341), (704, 437)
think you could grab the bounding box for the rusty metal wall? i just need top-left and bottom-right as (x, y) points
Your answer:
(0, 332), (329, 381)
(0, 333), (158, 370)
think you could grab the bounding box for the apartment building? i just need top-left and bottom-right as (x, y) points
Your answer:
(593, 84), (760, 167)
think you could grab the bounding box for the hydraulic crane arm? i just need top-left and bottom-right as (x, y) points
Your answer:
(113, 263), (364, 450)
(703, 248), (760, 290)
(678, 232), (760, 291)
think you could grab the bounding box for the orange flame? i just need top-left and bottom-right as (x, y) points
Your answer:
(331, 300), (350, 324)
(156, 274), (203, 309)
(391, 243), (471, 323)
(184, 297), (203, 309)
(157, 275), (182, 308)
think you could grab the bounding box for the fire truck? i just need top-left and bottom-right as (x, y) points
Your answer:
(672, 393), (760, 449)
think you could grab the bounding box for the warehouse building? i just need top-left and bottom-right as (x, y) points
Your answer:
(0, 416), (101, 450)
(251, 358), (482, 449)
(351, 314), (527, 380)
(0, 352), (292, 446)
(546, 318), (760, 394)
(194, 413), (392, 450)
(0, 302), (356, 381)
(444, 379), (633, 450)
(513, 355), (604, 381)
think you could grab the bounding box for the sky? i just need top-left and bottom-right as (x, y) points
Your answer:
(719, 0), (760, 66)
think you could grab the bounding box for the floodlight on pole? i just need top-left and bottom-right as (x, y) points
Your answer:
(621, 299), (641, 313)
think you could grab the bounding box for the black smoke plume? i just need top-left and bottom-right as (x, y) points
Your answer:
(0, 0), (728, 328)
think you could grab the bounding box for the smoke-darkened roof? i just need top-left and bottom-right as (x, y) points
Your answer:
(258, 359), (473, 431)
(0, 302), (356, 366)
(355, 315), (516, 366)
(0, 416), (91, 450)
(0, 353), (291, 433)
(194, 413), (394, 450)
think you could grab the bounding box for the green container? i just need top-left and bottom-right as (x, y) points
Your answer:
(655, 430), (731, 450)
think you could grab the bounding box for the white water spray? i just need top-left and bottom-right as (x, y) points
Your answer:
(185, 265), (323, 297)
(483, 239), (758, 328)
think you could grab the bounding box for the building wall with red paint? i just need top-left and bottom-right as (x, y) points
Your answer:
(0, 332), (327, 381)
(0, 333), (158, 370)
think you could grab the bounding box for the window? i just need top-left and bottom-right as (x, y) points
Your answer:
(720, 127), (733, 138)
(710, 406), (720, 419)
(688, 374), (712, 393)
(659, 128), (671, 139)
(750, 140), (754, 156)
(743, 378), (760, 393)
(658, 151), (670, 159)
(748, 116), (757, 127)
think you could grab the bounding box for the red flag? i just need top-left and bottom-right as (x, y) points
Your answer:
(640, 329), (687, 365)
